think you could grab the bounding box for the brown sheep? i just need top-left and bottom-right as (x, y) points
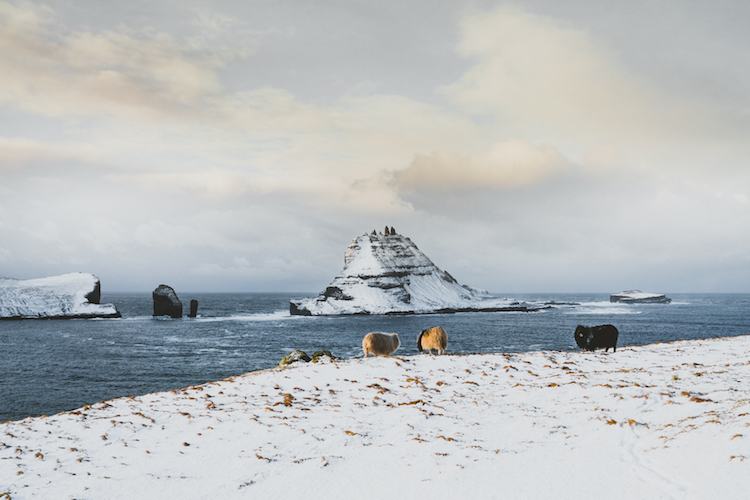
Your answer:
(362, 332), (400, 357)
(417, 326), (447, 355)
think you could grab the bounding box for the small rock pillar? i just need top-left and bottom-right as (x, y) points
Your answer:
(188, 299), (199, 318)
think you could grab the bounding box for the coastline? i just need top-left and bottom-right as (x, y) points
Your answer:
(2, 335), (750, 498)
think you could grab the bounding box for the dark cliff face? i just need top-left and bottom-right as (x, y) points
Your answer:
(153, 284), (183, 318)
(85, 280), (102, 304)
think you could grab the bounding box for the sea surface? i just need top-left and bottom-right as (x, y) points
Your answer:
(1, 292), (748, 422)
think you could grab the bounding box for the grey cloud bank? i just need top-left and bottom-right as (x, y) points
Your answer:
(0, 0), (748, 293)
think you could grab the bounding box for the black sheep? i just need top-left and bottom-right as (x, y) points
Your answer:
(574, 325), (619, 352)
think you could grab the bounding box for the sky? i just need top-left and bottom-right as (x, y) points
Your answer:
(1, 0), (749, 294)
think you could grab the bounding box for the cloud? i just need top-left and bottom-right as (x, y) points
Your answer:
(0, 136), (104, 170)
(1, 1), (749, 293)
(0, 2), (222, 121)
(110, 169), (262, 201)
(443, 5), (726, 150)
(392, 140), (568, 191)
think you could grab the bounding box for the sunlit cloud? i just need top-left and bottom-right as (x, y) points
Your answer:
(0, 2), (222, 121)
(0, 136), (105, 170)
(444, 6), (729, 150)
(392, 140), (568, 191)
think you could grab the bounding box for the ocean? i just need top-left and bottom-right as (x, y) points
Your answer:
(1, 292), (748, 422)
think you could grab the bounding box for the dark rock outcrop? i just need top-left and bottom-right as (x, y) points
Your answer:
(280, 350), (311, 366)
(188, 299), (198, 318)
(153, 285), (183, 318)
(311, 350), (335, 363)
(84, 280), (101, 304)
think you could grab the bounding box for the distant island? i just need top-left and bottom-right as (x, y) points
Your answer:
(0, 273), (120, 319)
(290, 227), (543, 315)
(610, 290), (672, 304)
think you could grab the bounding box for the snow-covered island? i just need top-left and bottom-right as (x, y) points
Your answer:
(610, 290), (672, 304)
(291, 228), (537, 315)
(2, 335), (749, 498)
(0, 272), (120, 319)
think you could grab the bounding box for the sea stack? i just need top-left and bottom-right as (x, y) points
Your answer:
(290, 230), (491, 315)
(153, 285), (183, 318)
(188, 299), (199, 318)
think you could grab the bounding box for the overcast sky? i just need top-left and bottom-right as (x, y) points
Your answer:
(1, 0), (749, 293)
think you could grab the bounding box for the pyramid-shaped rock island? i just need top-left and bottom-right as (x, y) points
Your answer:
(290, 228), (534, 316)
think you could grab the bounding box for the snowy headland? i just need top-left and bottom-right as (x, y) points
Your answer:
(291, 229), (536, 315)
(610, 290), (672, 304)
(2, 335), (750, 499)
(0, 273), (120, 319)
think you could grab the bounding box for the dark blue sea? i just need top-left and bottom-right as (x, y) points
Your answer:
(1, 293), (748, 422)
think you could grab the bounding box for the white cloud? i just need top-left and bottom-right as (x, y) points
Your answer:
(393, 140), (568, 191)
(0, 136), (105, 170)
(444, 6), (728, 151)
(0, 2), (222, 121)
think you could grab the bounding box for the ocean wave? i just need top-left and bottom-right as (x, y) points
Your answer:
(566, 301), (643, 315)
(196, 311), (294, 323)
(110, 311), (295, 322)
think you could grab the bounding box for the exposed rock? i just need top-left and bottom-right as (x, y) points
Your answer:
(188, 299), (199, 318)
(322, 286), (353, 301)
(610, 290), (672, 304)
(289, 301), (312, 316)
(280, 350), (311, 366)
(153, 285), (183, 318)
(311, 350), (335, 363)
(0, 273), (120, 319)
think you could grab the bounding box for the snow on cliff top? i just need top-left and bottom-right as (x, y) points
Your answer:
(610, 290), (672, 303)
(0, 272), (120, 319)
(2, 335), (750, 499)
(612, 290), (665, 299)
(291, 230), (501, 315)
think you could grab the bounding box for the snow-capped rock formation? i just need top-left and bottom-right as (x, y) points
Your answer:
(610, 290), (672, 304)
(0, 273), (121, 319)
(290, 230), (529, 316)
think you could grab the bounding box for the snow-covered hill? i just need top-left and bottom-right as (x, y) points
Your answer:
(290, 229), (526, 315)
(0, 272), (120, 319)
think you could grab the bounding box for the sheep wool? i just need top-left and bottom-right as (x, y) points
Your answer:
(417, 326), (448, 355)
(362, 332), (400, 357)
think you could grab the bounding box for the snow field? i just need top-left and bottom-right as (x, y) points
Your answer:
(2, 335), (750, 499)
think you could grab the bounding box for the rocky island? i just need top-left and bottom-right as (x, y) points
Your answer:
(0, 272), (120, 319)
(290, 227), (540, 315)
(610, 290), (672, 304)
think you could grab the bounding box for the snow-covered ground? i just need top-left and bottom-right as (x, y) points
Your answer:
(0, 273), (119, 319)
(2, 336), (750, 499)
